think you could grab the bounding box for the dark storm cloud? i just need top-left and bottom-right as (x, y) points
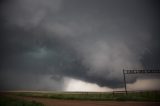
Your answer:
(0, 0), (160, 90)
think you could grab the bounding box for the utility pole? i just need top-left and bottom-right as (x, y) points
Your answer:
(122, 69), (160, 95)
(123, 69), (127, 94)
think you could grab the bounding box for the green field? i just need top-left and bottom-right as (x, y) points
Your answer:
(12, 91), (160, 102)
(0, 96), (44, 106)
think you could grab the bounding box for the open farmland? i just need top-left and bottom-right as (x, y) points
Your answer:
(1, 91), (160, 106)
(12, 91), (160, 101)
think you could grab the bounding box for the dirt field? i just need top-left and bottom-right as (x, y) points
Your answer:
(3, 94), (160, 106)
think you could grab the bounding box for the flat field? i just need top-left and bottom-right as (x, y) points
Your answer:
(1, 91), (160, 106)
(12, 91), (160, 101)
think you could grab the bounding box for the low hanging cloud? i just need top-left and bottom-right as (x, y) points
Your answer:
(0, 0), (160, 91)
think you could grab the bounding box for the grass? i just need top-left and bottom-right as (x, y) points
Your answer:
(0, 96), (44, 106)
(13, 91), (160, 102)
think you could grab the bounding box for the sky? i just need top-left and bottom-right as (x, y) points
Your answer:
(0, 0), (160, 91)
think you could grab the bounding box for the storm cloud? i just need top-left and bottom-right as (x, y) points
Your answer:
(0, 0), (160, 91)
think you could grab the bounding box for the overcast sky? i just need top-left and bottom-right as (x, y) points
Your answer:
(0, 0), (160, 91)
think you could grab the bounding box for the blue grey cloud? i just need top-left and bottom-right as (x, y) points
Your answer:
(0, 0), (160, 90)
